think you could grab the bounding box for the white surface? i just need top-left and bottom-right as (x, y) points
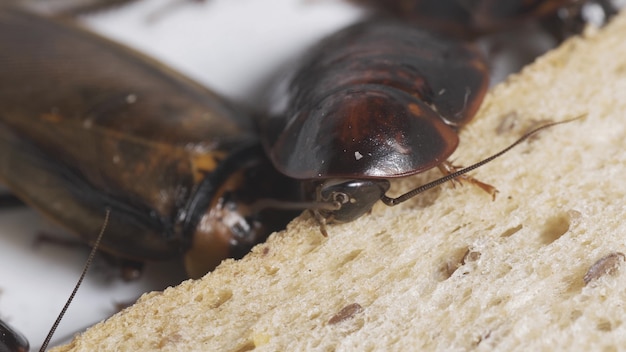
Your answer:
(0, 1), (364, 350)
(86, 0), (366, 107)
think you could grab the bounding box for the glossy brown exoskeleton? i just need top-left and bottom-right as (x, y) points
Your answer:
(352, 0), (569, 34)
(264, 21), (489, 179)
(349, 0), (620, 38)
(262, 20), (575, 234)
(263, 20), (489, 232)
(0, 5), (300, 279)
(0, 320), (29, 352)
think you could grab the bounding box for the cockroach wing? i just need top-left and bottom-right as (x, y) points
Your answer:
(0, 7), (257, 261)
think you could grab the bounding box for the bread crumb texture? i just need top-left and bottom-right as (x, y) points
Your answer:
(54, 11), (626, 352)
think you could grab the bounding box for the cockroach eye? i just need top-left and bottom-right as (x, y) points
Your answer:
(333, 192), (350, 204)
(317, 179), (391, 223)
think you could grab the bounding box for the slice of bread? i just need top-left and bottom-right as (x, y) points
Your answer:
(53, 10), (626, 352)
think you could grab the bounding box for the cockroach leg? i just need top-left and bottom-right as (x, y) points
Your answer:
(97, 253), (145, 282)
(437, 161), (498, 199)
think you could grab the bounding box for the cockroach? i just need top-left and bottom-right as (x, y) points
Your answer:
(0, 319), (29, 352)
(0, 4), (300, 282)
(347, 0), (619, 38)
(349, 0), (569, 33)
(262, 20), (578, 234)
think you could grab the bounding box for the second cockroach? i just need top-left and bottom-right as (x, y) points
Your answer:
(0, 319), (28, 352)
(0, 5), (300, 280)
(348, 0), (619, 38)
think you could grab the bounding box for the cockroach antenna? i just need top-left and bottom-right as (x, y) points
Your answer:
(38, 208), (111, 352)
(380, 116), (584, 206)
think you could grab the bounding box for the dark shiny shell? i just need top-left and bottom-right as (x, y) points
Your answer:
(263, 20), (488, 179)
(0, 7), (258, 261)
(352, 0), (571, 36)
(0, 319), (29, 352)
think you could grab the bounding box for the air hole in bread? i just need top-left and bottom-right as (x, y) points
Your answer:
(462, 248), (482, 264)
(539, 213), (571, 244)
(337, 249), (363, 267)
(496, 110), (519, 135)
(328, 303), (364, 325)
(596, 319), (616, 332)
(434, 247), (471, 281)
(263, 265), (279, 276)
(563, 272), (585, 295)
(234, 339), (256, 352)
(199, 289), (233, 308)
(472, 329), (494, 349)
(157, 333), (182, 348)
(495, 264), (513, 279)
(567, 209), (582, 224)
(487, 296), (509, 308)
(500, 224), (523, 238)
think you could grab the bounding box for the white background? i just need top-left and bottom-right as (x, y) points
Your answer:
(0, 0), (365, 349)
